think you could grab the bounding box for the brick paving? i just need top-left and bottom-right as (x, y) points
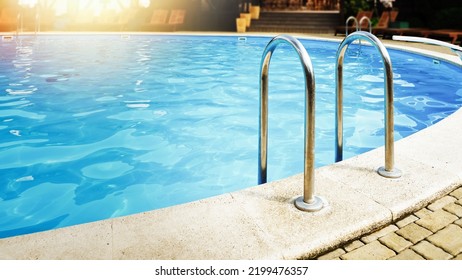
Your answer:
(315, 187), (462, 260)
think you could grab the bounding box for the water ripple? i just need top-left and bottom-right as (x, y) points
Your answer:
(0, 35), (461, 238)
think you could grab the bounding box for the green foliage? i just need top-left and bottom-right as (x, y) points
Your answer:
(398, 0), (462, 28)
(431, 7), (462, 29)
(343, 0), (371, 17)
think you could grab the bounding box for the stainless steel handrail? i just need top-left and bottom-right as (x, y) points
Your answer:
(16, 12), (22, 37)
(359, 16), (372, 33)
(345, 16), (358, 36)
(259, 34), (325, 212)
(335, 31), (402, 178)
(35, 9), (40, 34)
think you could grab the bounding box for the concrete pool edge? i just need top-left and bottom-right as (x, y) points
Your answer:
(0, 34), (461, 260)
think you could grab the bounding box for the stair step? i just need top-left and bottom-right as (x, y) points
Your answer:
(248, 11), (340, 33)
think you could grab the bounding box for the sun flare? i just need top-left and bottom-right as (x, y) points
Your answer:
(18, 0), (151, 16)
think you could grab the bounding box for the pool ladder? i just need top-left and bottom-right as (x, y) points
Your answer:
(16, 7), (40, 38)
(258, 32), (401, 212)
(16, 11), (23, 37)
(359, 16), (372, 33)
(258, 35), (326, 212)
(345, 16), (358, 36)
(336, 31), (402, 178)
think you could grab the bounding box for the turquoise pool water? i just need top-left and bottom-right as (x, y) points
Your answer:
(1, 34), (461, 238)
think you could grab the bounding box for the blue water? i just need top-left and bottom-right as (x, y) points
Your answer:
(1, 34), (461, 238)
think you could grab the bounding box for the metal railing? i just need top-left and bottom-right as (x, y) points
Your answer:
(258, 34), (326, 212)
(15, 8), (40, 38)
(35, 10), (40, 34)
(335, 31), (402, 178)
(345, 16), (358, 36)
(16, 12), (23, 38)
(359, 16), (372, 33)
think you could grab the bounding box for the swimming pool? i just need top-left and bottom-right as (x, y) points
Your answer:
(1, 34), (461, 238)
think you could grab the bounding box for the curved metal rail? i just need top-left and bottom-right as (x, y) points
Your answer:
(359, 16), (372, 33)
(35, 9), (40, 34)
(335, 31), (402, 178)
(15, 8), (39, 37)
(259, 34), (325, 212)
(16, 12), (22, 37)
(345, 16), (359, 36)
